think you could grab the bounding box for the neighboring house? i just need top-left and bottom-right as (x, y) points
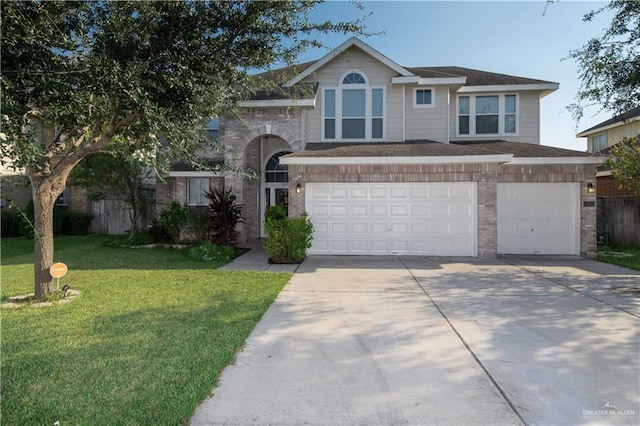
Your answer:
(158, 37), (600, 258)
(577, 107), (640, 246)
(577, 106), (640, 197)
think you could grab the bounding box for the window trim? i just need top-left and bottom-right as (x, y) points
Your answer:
(413, 87), (435, 108)
(456, 93), (519, 137)
(321, 69), (386, 142)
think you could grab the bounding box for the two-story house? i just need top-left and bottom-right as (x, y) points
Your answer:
(158, 37), (600, 258)
(577, 106), (640, 197)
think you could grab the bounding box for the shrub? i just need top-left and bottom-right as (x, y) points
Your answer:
(159, 201), (188, 244)
(148, 218), (173, 244)
(186, 206), (209, 243)
(1, 201), (93, 238)
(1, 211), (23, 238)
(59, 211), (93, 235)
(263, 211), (313, 263)
(204, 186), (245, 247)
(188, 241), (234, 263)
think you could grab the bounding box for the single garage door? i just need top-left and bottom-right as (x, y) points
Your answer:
(306, 182), (477, 256)
(497, 182), (580, 255)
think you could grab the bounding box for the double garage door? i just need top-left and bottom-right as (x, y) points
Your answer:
(305, 182), (580, 256)
(306, 182), (477, 256)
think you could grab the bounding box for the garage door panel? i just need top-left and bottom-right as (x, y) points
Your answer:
(498, 183), (579, 255)
(307, 182), (477, 256)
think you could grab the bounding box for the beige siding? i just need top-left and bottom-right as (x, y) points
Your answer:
(606, 121), (640, 146)
(450, 90), (541, 143)
(303, 46), (400, 143)
(386, 86), (403, 141)
(405, 86), (449, 142)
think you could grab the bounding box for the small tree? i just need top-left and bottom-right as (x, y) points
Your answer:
(204, 186), (245, 247)
(1, 0), (366, 299)
(69, 146), (154, 238)
(605, 136), (640, 195)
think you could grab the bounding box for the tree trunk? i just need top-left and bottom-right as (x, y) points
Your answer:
(32, 180), (57, 300)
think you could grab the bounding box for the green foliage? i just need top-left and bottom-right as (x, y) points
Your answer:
(70, 149), (154, 237)
(264, 204), (288, 222)
(204, 186), (245, 247)
(148, 218), (173, 244)
(567, 0), (640, 121)
(159, 202), (188, 244)
(1, 0), (366, 295)
(1, 235), (290, 424)
(598, 244), (640, 271)
(1, 204), (93, 238)
(186, 207), (210, 243)
(105, 231), (154, 247)
(188, 241), (235, 263)
(605, 136), (640, 195)
(264, 211), (314, 263)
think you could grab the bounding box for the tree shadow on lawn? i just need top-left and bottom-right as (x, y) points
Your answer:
(1, 289), (270, 425)
(1, 237), (239, 271)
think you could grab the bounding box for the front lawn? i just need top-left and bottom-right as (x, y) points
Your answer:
(1, 235), (291, 425)
(597, 244), (640, 271)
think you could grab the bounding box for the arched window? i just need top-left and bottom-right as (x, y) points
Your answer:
(323, 70), (384, 140)
(342, 72), (366, 85)
(265, 151), (291, 182)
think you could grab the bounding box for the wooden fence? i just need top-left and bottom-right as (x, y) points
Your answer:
(90, 199), (155, 235)
(597, 196), (640, 246)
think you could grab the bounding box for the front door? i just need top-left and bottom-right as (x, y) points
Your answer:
(260, 151), (291, 237)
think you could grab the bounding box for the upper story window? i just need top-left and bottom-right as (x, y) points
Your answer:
(413, 88), (434, 108)
(457, 94), (518, 136)
(591, 134), (608, 153)
(206, 117), (219, 141)
(323, 70), (385, 141)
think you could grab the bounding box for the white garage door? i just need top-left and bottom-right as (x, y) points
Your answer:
(497, 183), (580, 255)
(306, 182), (477, 256)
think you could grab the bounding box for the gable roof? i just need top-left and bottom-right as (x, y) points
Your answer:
(576, 106), (640, 137)
(249, 38), (558, 103)
(285, 37), (413, 87)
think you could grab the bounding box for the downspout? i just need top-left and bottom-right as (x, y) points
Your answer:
(257, 136), (262, 238)
(446, 86), (450, 144)
(402, 85), (406, 141)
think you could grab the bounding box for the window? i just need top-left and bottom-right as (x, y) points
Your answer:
(322, 70), (385, 140)
(414, 88), (434, 108)
(457, 94), (518, 136)
(206, 117), (219, 141)
(265, 151), (291, 183)
(188, 178), (209, 206)
(591, 134), (607, 153)
(56, 189), (69, 207)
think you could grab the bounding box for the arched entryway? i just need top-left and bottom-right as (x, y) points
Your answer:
(261, 150), (291, 237)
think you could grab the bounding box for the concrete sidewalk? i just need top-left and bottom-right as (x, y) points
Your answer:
(218, 242), (300, 273)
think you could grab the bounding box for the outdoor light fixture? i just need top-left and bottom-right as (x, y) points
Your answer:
(587, 182), (595, 194)
(295, 183), (302, 194)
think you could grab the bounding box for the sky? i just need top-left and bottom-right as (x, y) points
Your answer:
(290, 0), (615, 151)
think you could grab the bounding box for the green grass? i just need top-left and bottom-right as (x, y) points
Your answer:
(597, 244), (640, 271)
(1, 235), (291, 425)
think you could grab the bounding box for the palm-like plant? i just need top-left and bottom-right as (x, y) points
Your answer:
(204, 186), (245, 247)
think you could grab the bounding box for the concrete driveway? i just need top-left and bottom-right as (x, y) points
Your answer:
(191, 256), (640, 426)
